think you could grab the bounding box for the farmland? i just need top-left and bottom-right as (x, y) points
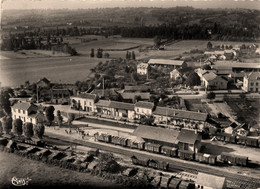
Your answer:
(0, 152), (123, 189)
(1, 36), (260, 87)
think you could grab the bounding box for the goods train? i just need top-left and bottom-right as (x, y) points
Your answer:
(96, 133), (249, 167)
(214, 133), (260, 148)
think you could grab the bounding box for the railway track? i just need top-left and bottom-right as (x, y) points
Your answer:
(44, 134), (260, 189)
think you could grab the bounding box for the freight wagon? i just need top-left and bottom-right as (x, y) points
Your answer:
(195, 153), (216, 165)
(220, 152), (248, 166)
(161, 146), (178, 157)
(144, 143), (161, 153)
(178, 150), (194, 161)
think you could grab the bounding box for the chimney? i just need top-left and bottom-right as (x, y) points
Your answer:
(195, 129), (198, 134)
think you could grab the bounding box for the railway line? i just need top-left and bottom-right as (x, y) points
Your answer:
(44, 134), (260, 189)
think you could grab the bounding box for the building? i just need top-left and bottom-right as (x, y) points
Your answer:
(148, 59), (186, 69)
(90, 88), (120, 100)
(170, 69), (182, 81)
(124, 85), (151, 92)
(37, 77), (51, 88)
(134, 101), (154, 118)
(153, 106), (209, 129)
(212, 62), (260, 73)
(95, 100), (135, 120)
(198, 71), (228, 90)
(70, 93), (98, 112)
(121, 92), (150, 103)
(242, 72), (260, 92)
(133, 125), (180, 147)
(11, 102), (45, 124)
(40, 89), (71, 104)
(195, 172), (227, 189)
(177, 129), (202, 153)
(137, 63), (149, 75)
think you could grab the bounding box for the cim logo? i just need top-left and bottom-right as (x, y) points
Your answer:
(11, 177), (31, 186)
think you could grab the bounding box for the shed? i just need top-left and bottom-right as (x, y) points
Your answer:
(196, 172), (226, 189)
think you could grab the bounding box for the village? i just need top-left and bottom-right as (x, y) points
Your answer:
(1, 39), (260, 189)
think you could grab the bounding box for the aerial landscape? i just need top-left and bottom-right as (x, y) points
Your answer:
(0, 0), (260, 188)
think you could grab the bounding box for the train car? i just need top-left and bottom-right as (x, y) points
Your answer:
(224, 133), (237, 144)
(148, 159), (159, 169)
(158, 161), (169, 171)
(104, 134), (112, 143)
(178, 150), (194, 161)
(214, 133), (225, 141)
(246, 137), (258, 147)
(120, 137), (128, 147)
(96, 134), (106, 142)
(236, 136), (247, 145)
(220, 152), (248, 166)
(145, 143), (161, 153)
(195, 153), (216, 165)
(131, 155), (149, 167)
(161, 146), (178, 157)
(179, 180), (194, 189)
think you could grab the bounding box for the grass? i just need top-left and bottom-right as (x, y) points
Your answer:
(0, 151), (123, 189)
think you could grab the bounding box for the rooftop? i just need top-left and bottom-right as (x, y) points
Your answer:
(148, 59), (184, 66)
(202, 72), (218, 81)
(109, 101), (135, 111)
(73, 93), (96, 100)
(95, 100), (110, 107)
(245, 72), (260, 80)
(37, 77), (50, 84)
(133, 125), (180, 145)
(135, 101), (154, 109)
(121, 92), (150, 100)
(213, 61), (260, 69)
(177, 129), (201, 144)
(153, 106), (208, 122)
(12, 102), (38, 111)
(196, 172), (226, 189)
(124, 85), (150, 92)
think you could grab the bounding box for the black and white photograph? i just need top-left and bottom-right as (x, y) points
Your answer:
(0, 0), (260, 188)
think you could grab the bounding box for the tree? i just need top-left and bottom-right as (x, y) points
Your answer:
(207, 92), (216, 101)
(239, 93), (246, 100)
(104, 52), (110, 58)
(0, 89), (12, 115)
(68, 113), (75, 127)
(90, 48), (95, 57)
(154, 36), (161, 48)
(126, 51), (130, 60)
(23, 122), (34, 139)
(1, 116), (12, 134)
(97, 48), (103, 58)
(186, 72), (201, 87)
(131, 51), (136, 60)
(12, 118), (23, 136)
(202, 64), (211, 70)
(98, 153), (121, 174)
(57, 110), (63, 127)
(45, 106), (55, 126)
(33, 123), (45, 139)
(207, 41), (213, 49)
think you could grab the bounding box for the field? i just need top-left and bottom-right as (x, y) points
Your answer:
(0, 152), (123, 189)
(1, 37), (260, 87)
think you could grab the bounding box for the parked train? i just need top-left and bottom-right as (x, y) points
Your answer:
(96, 133), (249, 167)
(214, 133), (260, 148)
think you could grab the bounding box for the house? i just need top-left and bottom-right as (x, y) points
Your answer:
(108, 101), (135, 120)
(124, 85), (151, 92)
(70, 93), (98, 112)
(137, 63), (149, 75)
(37, 77), (51, 88)
(195, 172), (227, 189)
(212, 62), (260, 73)
(177, 129), (202, 153)
(133, 125), (180, 147)
(134, 101), (154, 118)
(40, 89), (71, 104)
(153, 107), (209, 129)
(148, 59), (186, 69)
(90, 88), (120, 100)
(11, 102), (45, 124)
(242, 72), (260, 92)
(199, 72), (228, 90)
(121, 92), (150, 103)
(170, 69), (182, 81)
(95, 100), (111, 116)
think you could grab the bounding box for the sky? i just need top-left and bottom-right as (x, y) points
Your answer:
(1, 0), (260, 10)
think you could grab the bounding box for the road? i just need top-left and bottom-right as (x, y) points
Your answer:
(44, 130), (260, 189)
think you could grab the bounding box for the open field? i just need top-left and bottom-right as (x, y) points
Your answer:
(0, 152), (123, 189)
(0, 56), (102, 87)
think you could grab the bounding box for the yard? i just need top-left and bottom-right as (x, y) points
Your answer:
(0, 152), (123, 189)
(226, 98), (260, 128)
